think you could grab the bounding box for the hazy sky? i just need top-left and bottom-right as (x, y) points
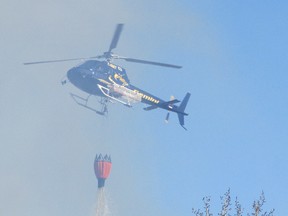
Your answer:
(1, 1), (288, 215)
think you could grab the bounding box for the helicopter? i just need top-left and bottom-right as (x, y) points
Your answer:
(24, 24), (191, 130)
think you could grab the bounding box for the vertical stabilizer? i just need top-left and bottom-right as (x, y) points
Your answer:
(177, 93), (191, 130)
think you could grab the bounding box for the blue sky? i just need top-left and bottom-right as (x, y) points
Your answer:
(1, 1), (287, 215)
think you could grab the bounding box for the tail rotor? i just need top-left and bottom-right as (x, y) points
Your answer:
(165, 95), (175, 123)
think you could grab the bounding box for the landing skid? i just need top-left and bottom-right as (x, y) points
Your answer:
(70, 93), (108, 116)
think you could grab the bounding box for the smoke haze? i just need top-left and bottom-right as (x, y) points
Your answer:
(1, 0), (288, 216)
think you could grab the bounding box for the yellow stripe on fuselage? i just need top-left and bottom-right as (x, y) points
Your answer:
(98, 79), (111, 85)
(133, 90), (160, 104)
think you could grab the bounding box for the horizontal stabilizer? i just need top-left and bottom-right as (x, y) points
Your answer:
(158, 99), (180, 109)
(144, 99), (180, 111)
(166, 99), (180, 105)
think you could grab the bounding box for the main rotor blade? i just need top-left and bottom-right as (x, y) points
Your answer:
(23, 56), (102, 65)
(108, 23), (124, 53)
(120, 57), (182, 69)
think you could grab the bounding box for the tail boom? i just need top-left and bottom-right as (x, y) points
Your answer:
(143, 92), (191, 129)
(176, 93), (191, 130)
